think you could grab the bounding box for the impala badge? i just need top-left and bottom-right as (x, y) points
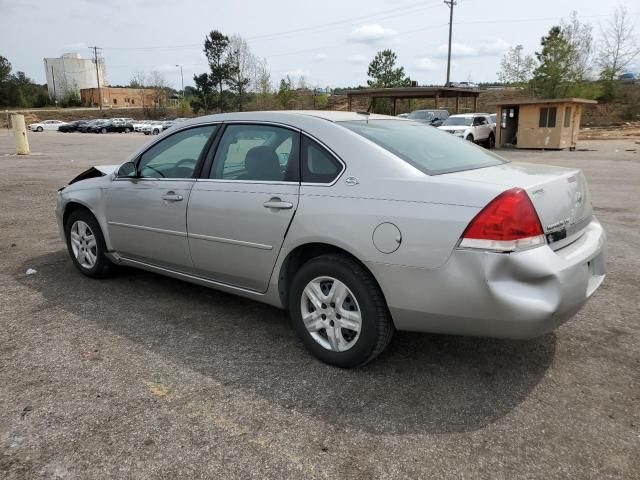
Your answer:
(345, 176), (359, 186)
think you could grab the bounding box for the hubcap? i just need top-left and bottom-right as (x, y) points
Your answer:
(70, 220), (97, 269)
(300, 276), (362, 352)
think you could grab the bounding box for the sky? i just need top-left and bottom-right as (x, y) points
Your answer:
(0, 0), (638, 90)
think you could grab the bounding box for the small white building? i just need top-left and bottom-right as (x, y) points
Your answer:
(43, 53), (106, 101)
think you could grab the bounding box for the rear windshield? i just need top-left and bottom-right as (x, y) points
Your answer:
(407, 111), (433, 121)
(442, 116), (473, 126)
(339, 119), (506, 175)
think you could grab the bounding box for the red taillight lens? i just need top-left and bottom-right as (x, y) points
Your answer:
(459, 188), (545, 252)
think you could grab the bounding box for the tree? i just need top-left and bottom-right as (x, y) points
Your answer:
(497, 45), (536, 86)
(367, 50), (411, 88)
(0, 56), (11, 83)
(531, 14), (594, 98)
(596, 6), (640, 100)
(227, 35), (256, 111)
(0, 57), (50, 108)
(203, 30), (232, 112)
(277, 76), (295, 109)
(252, 58), (274, 110)
(191, 72), (215, 114)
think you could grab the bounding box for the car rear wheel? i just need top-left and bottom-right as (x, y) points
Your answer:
(65, 210), (112, 278)
(101, 127), (107, 134)
(289, 254), (393, 368)
(153, 129), (160, 135)
(124, 127), (131, 133)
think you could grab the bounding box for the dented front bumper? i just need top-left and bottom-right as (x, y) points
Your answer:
(367, 217), (607, 338)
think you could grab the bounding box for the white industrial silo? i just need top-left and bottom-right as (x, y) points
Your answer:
(43, 53), (106, 101)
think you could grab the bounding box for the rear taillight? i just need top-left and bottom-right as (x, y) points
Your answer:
(459, 188), (545, 252)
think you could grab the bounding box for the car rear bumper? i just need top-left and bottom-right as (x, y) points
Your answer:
(367, 217), (607, 339)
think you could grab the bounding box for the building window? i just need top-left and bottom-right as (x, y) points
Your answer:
(564, 106), (571, 127)
(539, 107), (557, 128)
(113, 98), (117, 104)
(131, 99), (135, 105)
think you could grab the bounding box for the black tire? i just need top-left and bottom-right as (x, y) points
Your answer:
(64, 209), (112, 278)
(37, 126), (43, 132)
(485, 133), (495, 149)
(153, 129), (160, 135)
(101, 127), (107, 134)
(288, 254), (394, 368)
(124, 127), (131, 133)
(466, 134), (474, 142)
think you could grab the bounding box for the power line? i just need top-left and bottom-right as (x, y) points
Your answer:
(102, 1), (444, 51)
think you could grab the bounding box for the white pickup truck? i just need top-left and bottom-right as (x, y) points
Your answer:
(437, 113), (495, 148)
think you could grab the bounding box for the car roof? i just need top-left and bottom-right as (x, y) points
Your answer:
(177, 110), (394, 128)
(449, 113), (490, 117)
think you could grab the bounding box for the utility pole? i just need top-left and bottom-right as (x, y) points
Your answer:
(50, 65), (57, 105)
(175, 64), (184, 98)
(89, 46), (103, 110)
(444, 0), (456, 87)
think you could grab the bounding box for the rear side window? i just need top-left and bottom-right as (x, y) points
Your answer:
(301, 136), (342, 183)
(340, 119), (506, 175)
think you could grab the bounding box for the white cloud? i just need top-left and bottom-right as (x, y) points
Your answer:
(313, 53), (328, 61)
(477, 39), (511, 56)
(348, 24), (397, 45)
(346, 54), (368, 64)
(282, 68), (310, 79)
(415, 57), (437, 71)
(433, 39), (510, 58)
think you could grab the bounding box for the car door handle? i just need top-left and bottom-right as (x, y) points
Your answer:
(263, 198), (293, 210)
(161, 191), (183, 202)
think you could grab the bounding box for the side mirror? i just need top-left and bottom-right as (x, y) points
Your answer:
(117, 161), (138, 178)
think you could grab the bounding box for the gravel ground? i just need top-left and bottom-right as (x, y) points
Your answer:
(0, 130), (638, 479)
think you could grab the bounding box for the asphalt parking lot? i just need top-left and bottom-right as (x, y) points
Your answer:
(0, 130), (638, 479)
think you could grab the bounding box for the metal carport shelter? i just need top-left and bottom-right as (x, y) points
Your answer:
(342, 87), (481, 115)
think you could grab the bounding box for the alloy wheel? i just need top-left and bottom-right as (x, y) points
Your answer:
(300, 276), (362, 352)
(69, 220), (98, 269)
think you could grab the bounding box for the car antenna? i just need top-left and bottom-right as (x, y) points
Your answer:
(356, 111), (370, 124)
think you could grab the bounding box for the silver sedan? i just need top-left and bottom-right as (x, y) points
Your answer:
(55, 111), (607, 367)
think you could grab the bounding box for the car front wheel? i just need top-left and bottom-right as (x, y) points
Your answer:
(466, 134), (474, 142)
(65, 210), (112, 278)
(36, 126), (43, 132)
(289, 254), (394, 368)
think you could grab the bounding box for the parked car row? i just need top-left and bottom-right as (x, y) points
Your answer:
(28, 117), (189, 134)
(398, 109), (497, 148)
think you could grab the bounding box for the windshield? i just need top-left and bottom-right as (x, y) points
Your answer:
(442, 116), (473, 126)
(339, 119), (506, 175)
(407, 111), (433, 121)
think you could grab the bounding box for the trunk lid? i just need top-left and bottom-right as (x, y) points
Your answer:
(445, 162), (592, 249)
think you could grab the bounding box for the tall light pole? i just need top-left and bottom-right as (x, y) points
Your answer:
(444, 0), (456, 87)
(175, 64), (184, 99)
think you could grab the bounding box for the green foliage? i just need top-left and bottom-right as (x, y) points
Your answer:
(191, 72), (215, 114)
(0, 56), (52, 108)
(531, 14), (594, 98)
(277, 76), (295, 109)
(203, 30), (232, 112)
(498, 45), (536, 87)
(367, 50), (410, 88)
(60, 89), (81, 108)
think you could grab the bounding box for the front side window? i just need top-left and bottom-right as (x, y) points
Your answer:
(138, 125), (216, 179)
(340, 119), (506, 175)
(302, 136), (342, 183)
(539, 107), (557, 128)
(210, 124), (299, 181)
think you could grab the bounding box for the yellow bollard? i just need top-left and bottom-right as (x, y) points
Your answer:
(11, 114), (30, 155)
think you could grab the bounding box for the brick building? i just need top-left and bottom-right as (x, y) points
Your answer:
(80, 87), (165, 108)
